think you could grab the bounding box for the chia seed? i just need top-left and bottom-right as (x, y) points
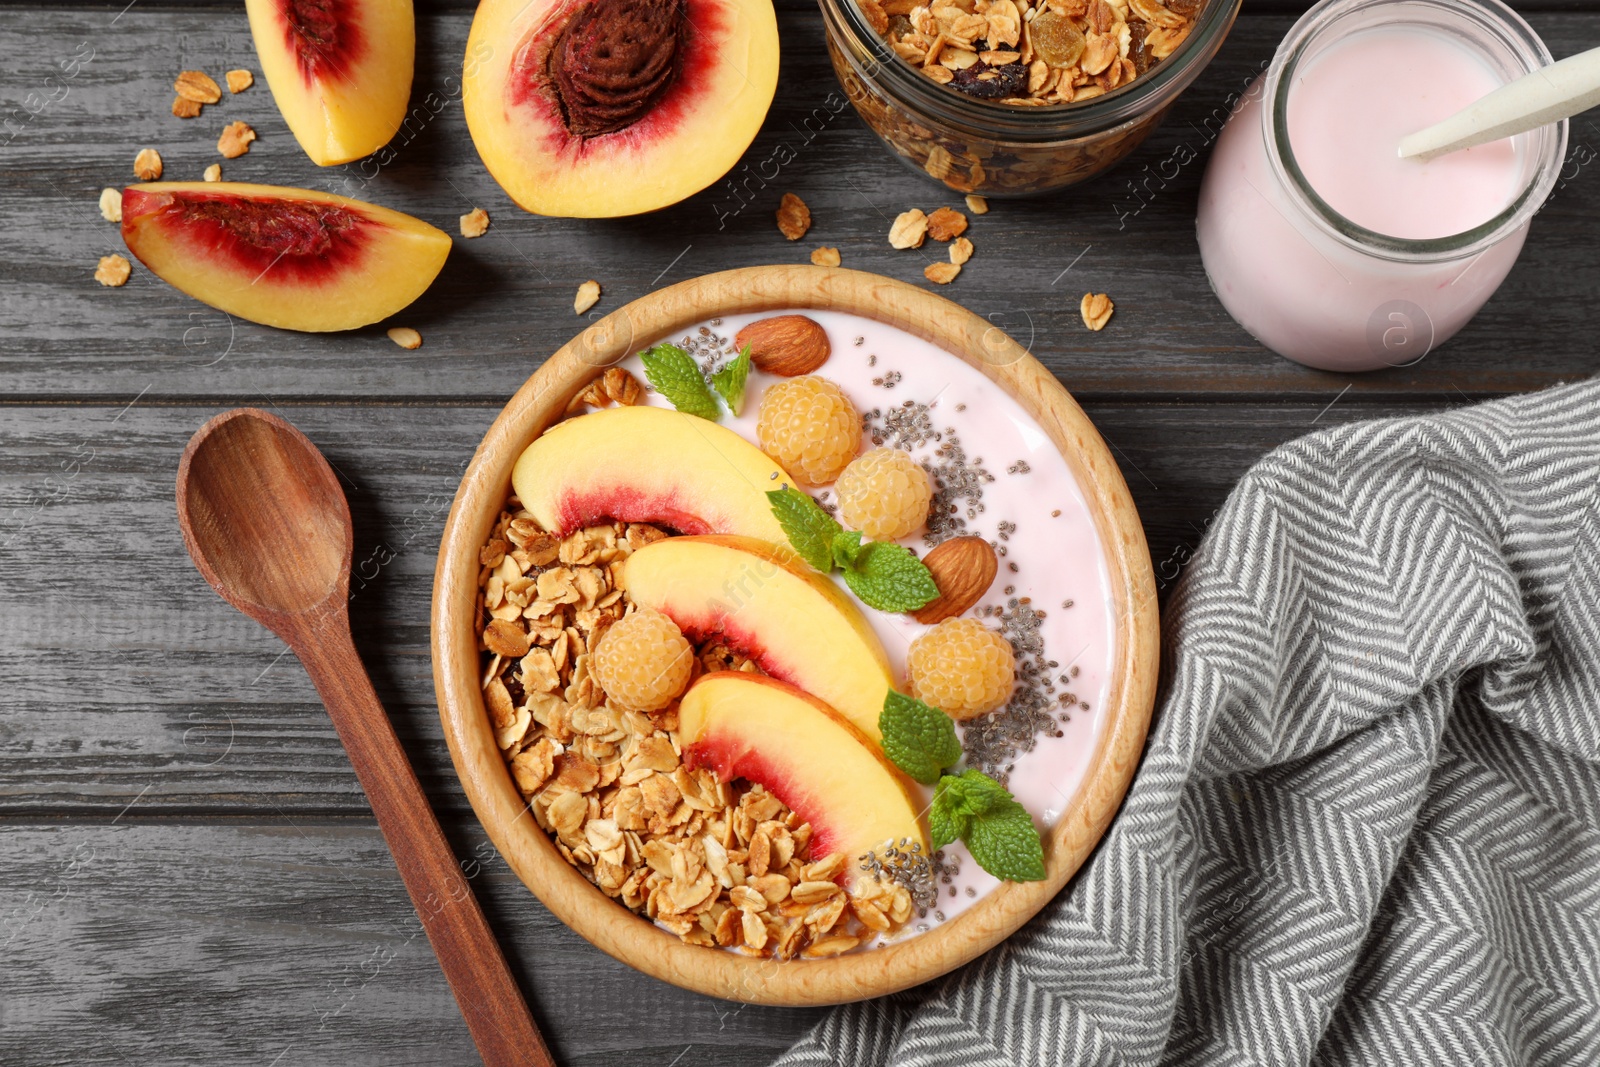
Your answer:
(962, 597), (1074, 781)
(1007, 460), (1031, 475)
(857, 837), (939, 911)
(679, 325), (734, 372)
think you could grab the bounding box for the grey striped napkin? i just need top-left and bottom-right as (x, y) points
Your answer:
(776, 379), (1600, 1067)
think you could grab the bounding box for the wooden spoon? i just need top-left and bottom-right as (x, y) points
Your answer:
(176, 407), (553, 1067)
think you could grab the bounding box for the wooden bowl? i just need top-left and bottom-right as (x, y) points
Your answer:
(431, 265), (1158, 1006)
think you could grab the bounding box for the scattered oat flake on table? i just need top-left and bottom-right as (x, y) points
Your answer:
(949, 236), (973, 266)
(226, 69), (254, 93)
(133, 148), (162, 181)
(926, 207), (968, 241)
(965, 194), (989, 214)
(574, 279), (601, 314)
(98, 188), (122, 223)
(217, 120), (256, 158)
(1081, 292), (1114, 331)
(924, 262), (961, 285)
(171, 95), (202, 119)
(175, 70), (222, 104)
(811, 246), (841, 267)
(460, 207), (490, 237)
(94, 254), (131, 287)
(889, 208), (928, 249)
(776, 192), (810, 240)
(203, 163), (221, 182)
(387, 327), (422, 350)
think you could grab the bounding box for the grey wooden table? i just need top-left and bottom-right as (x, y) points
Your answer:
(2, 0), (1596, 1063)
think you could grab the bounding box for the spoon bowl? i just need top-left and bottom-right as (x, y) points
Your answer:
(177, 409), (351, 621)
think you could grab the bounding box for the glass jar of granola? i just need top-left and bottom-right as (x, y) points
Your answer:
(818, 0), (1241, 196)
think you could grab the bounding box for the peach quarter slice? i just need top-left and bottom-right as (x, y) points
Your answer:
(512, 405), (794, 542)
(120, 182), (450, 332)
(245, 0), (415, 166)
(679, 672), (927, 878)
(621, 535), (895, 741)
(463, 0), (779, 217)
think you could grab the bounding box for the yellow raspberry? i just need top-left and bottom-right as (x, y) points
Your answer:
(756, 376), (860, 486)
(835, 447), (933, 540)
(592, 608), (693, 713)
(906, 618), (1015, 720)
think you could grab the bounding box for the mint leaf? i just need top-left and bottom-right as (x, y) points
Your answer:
(930, 775), (970, 850)
(767, 487), (840, 573)
(879, 691), (961, 785)
(640, 343), (720, 420)
(930, 795), (962, 850)
(831, 529), (864, 570)
(711, 346), (752, 416)
(840, 541), (940, 612)
(965, 802), (1047, 881)
(937, 770), (1046, 882)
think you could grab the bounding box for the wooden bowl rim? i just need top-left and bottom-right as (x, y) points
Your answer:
(430, 264), (1158, 1006)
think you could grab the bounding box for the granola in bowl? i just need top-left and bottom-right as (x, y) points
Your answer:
(818, 0), (1239, 195)
(867, 0), (1203, 106)
(477, 504), (922, 957)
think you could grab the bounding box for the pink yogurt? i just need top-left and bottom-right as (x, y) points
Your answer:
(1196, 0), (1565, 372)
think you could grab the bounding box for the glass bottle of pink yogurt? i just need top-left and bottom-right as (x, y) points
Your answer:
(1196, 0), (1567, 372)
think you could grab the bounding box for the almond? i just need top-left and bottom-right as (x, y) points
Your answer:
(734, 314), (830, 376)
(910, 535), (998, 624)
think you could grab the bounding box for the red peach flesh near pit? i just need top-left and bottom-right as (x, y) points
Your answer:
(280, 0), (365, 85)
(123, 187), (374, 285)
(507, 0), (726, 160)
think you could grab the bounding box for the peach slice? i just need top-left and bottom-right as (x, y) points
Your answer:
(120, 182), (450, 332)
(512, 405), (794, 542)
(245, 0), (415, 166)
(463, 0), (779, 217)
(621, 535), (894, 740)
(679, 673), (927, 876)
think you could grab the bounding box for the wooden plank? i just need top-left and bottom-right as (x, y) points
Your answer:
(0, 397), (1459, 813)
(0, 819), (826, 1066)
(3, 6), (1598, 401)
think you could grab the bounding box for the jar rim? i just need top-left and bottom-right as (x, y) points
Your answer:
(1263, 0), (1567, 262)
(818, 0), (1244, 141)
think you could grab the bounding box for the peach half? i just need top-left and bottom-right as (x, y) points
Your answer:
(679, 673), (927, 876)
(621, 535), (894, 740)
(245, 0), (415, 166)
(462, 0), (779, 217)
(120, 182), (450, 332)
(512, 405), (793, 542)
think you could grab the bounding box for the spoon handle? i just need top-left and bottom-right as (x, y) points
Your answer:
(298, 621), (554, 1067)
